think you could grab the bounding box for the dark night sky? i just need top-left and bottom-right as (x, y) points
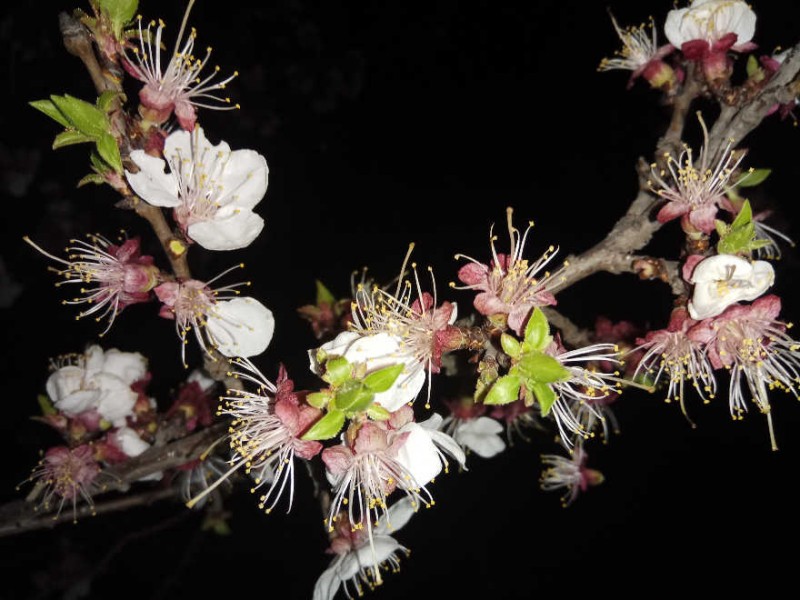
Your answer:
(3, 1), (800, 599)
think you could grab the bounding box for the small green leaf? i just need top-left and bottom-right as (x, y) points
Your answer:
(715, 219), (730, 238)
(522, 308), (550, 352)
(366, 403), (391, 421)
(500, 333), (521, 359)
(530, 381), (557, 416)
(96, 133), (123, 173)
(731, 199), (753, 229)
(96, 0), (138, 36)
(96, 90), (120, 113)
(301, 409), (346, 441)
(737, 168), (771, 188)
(77, 173), (106, 187)
(306, 391), (332, 409)
(315, 279), (336, 306)
(518, 353), (571, 384)
(333, 381), (374, 412)
(322, 356), (352, 386)
(746, 55), (760, 78)
(37, 394), (56, 416)
(718, 225), (755, 255)
(30, 99), (71, 128)
(50, 94), (108, 138)
(53, 129), (94, 149)
(484, 374), (521, 406)
(363, 363), (404, 393)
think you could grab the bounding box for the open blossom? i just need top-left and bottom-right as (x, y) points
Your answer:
(123, 9), (239, 130)
(314, 498), (414, 600)
(665, 0), (756, 81)
(155, 266), (274, 364)
(24, 234), (159, 335)
(687, 254), (774, 320)
(649, 119), (748, 235)
(688, 295), (800, 450)
(442, 399), (506, 459)
(187, 360), (322, 512)
(126, 127), (268, 251)
(598, 13), (678, 91)
(25, 445), (100, 521)
(540, 447), (604, 507)
(46, 345), (148, 428)
(632, 308), (717, 423)
(544, 338), (625, 447)
(454, 207), (565, 336)
(322, 406), (464, 581)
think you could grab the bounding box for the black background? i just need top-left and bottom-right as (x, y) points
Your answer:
(2, 1), (800, 599)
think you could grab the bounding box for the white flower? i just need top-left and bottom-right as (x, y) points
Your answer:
(108, 426), (162, 481)
(394, 413), (466, 485)
(664, 0), (756, 51)
(46, 345), (147, 427)
(126, 127), (268, 251)
(314, 498), (414, 600)
(447, 416), (506, 459)
(309, 331), (426, 412)
(688, 254), (774, 320)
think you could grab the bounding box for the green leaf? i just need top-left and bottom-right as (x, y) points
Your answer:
(484, 374), (521, 406)
(315, 279), (336, 306)
(96, 90), (120, 113)
(50, 94), (108, 138)
(30, 99), (71, 128)
(363, 363), (404, 393)
(37, 394), (57, 416)
(53, 129), (94, 149)
(731, 199), (753, 229)
(522, 308), (550, 352)
(77, 173), (106, 187)
(95, 133), (123, 173)
(714, 219), (730, 238)
(322, 356), (352, 386)
(301, 409), (345, 441)
(737, 168), (771, 188)
(306, 391), (332, 409)
(530, 381), (557, 416)
(746, 55), (760, 78)
(500, 333), (521, 359)
(518, 352), (571, 383)
(366, 403), (391, 421)
(97, 0), (138, 36)
(333, 381), (374, 412)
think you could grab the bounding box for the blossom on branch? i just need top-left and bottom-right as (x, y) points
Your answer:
(540, 447), (604, 507)
(598, 13), (678, 92)
(154, 265), (274, 364)
(688, 294), (800, 450)
(46, 345), (148, 429)
(687, 253), (774, 320)
(442, 399), (506, 458)
(24, 234), (159, 335)
(126, 127), (268, 251)
(454, 207), (564, 335)
(123, 6), (239, 130)
(665, 0), (757, 82)
(314, 498), (414, 600)
(186, 360), (322, 512)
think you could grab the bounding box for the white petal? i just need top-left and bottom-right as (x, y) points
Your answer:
(395, 423), (442, 486)
(46, 366), (87, 404)
(688, 255), (775, 319)
(313, 559), (343, 600)
(351, 535), (402, 573)
(164, 128), (196, 159)
(93, 373), (138, 426)
(218, 149), (269, 211)
(187, 369), (217, 391)
(83, 345), (106, 376)
(125, 151), (180, 208)
(427, 428), (467, 468)
(310, 331), (361, 374)
(207, 297), (275, 357)
(448, 302), (458, 325)
(375, 497), (416, 536)
(54, 389), (100, 416)
(187, 210), (264, 251)
(664, 8), (690, 47)
(100, 349), (147, 385)
(454, 417), (506, 459)
(111, 426), (151, 457)
(716, 1), (756, 45)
